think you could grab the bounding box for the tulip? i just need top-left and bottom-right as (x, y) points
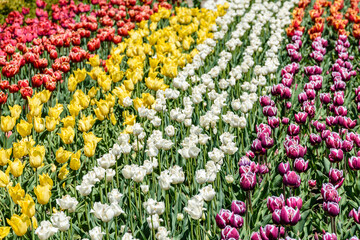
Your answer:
(349, 207), (360, 224)
(323, 232), (337, 240)
(29, 145), (45, 169)
(229, 213), (243, 228)
(283, 171), (301, 188)
(1, 116), (16, 132)
(268, 117), (280, 128)
(309, 133), (322, 145)
(9, 105), (22, 119)
(272, 209), (281, 224)
(8, 183), (25, 204)
(286, 196), (302, 209)
(16, 120), (33, 138)
(34, 117), (45, 133)
(70, 150), (81, 170)
(278, 162), (290, 176)
(263, 106), (277, 117)
(329, 149), (344, 163)
(0, 226), (10, 239)
(18, 194), (36, 218)
(34, 185), (52, 205)
(308, 180), (316, 188)
(0, 169), (10, 187)
(56, 147), (72, 164)
(294, 112), (308, 124)
(0, 148), (12, 166)
(294, 158), (308, 172)
(240, 172), (257, 191)
(323, 202), (340, 216)
(6, 214), (29, 236)
(221, 226), (239, 240)
(58, 126), (75, 144)
(45, 116), (58, 132)
(216, 209), (231, 229)
(259, 224), (279, 240)
(321, 183), (340, 203)
(267, 194), (285, 213)
(9, 159), (26, 178)
(328, 168), (344, 188)
(231, 200), (246, 216)
(287, 123), (300, 136)
(349, 156), (360, 170)
(280, 206), (301, 226)
(251, 232), (262, 240)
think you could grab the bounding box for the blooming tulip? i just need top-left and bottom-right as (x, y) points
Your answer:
(0, 148), (12, 166)
(9, 159), (26, 177)
(349, 207), (360, 224)
(267, 194), (285, 213)
(18, 194), (36, 218)
(58, 126), (75, 144)
(283, 171), (301, 188)
(221, 226), (239, 240)
(6, 214), (29, 236)
(34, 185), (52, 205)
(328, 168), (344, 188)
(260, 224), (279, 240)
(286, 197), (302, 210)
(323, 202), (340, 216)
(8, 183), (25, 204)
(29, 145), (45, 169)
(231, 200), (246, 216)
(16, 120), (33, 138)
(1, 116), (16, 132)
(280, 206), (301, 226)
(278, 162), (290, 176)
(240, 172), (257, 191)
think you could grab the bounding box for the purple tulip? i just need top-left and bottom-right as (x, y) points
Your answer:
(294, 158), (308, 173)
(308, 180), (316, 188)
(246, 151), (255, 159)
(263, 106), (277, 117)
(334, 106), (347, 116)
(329, 148), (344, 163)
(313, 120), (326, 132)
(231, 200), (246, 216)
(216, 209), (232, 228)
(306, 89), (316, 100)
(320, 93), (331, 105)
(251, 139), (264, 154)
(282, 117), (290, 125)
(221, 226), (239, 240)
(280, 206), (301, 226)
(294, 112), (308, 124)
(229, 213), (243, 228)
(260, 225), (279, 240)
(281, 87), (292, 100)
(261, 136), (274, 149)
(286, 197), (302, 210)
(310, 133), (322, 145)
(287, 123), (300, 136)
(321, 183), (341, 203)
(283, 171), (301, 188)
(341, 140), (354, 152)
(323, 232), (337, 240)
(298, 92), (308, 104)
(268, 117), (280, 129)
(259, 95), (272, 107)
(349, 237), (360, 240)
(329, 168), (344, 188)
(348, 156), (360, 170)
(349, 207), (360, 224)
(240, 172), (257, 191)
(267, 194), (285, 213)
(251, 232), (262, 240)
(323, 202), (340, 216)
(278, 162), (290, 176)
(322, 130), (331, 139)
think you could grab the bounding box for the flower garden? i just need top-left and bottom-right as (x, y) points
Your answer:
(1, 0), (360, 239)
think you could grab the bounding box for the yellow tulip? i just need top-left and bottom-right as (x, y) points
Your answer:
(6, 214), (29, 236)
(94, 107), (106, 121)
(0, 148), (12, 166)
(68, 102), (82, 117)
(123, 79), (134, 91)
(83, 132), (102, 145)
(12, 142), (26, 159)
(39, 90), (51, 103)
(9, 159), (26, 178)
(58, 164), (69, 180)
(18, 194), (36, 218)
(74, 91), (90, 109)
(1, 116), (16, 132)
(48, 103), (63, 119)
(39, 173), (53, 189)
(56, 147), (72, 164)
(34, 185), (51, 205)
(0, 168), (10, 188)
(70, 150), (81, 170)
(74, 68), (87, 82)
(78, 115), (96, 132)
(105, 94), (115, 108)
(88, 55), (100, 67)
(88, 87), (98, 98)
(123, 111), (136, 126)
(8, 183), (25, 204)
(58, 126), (75, 144)
(97, 99), (110, 116)
(68, 75), (78, 92)
(0, 226), (10, 239)
(110, 113), (117, 125)
(26, 113), (33, 124)
(61, 116), (75, 128)
(29, 145), (45, 169)
(110, 69), (124, 83)
(9, 105), (22, 119)
(84, 142), (97, 157)
(133, 98), (144, 110)
(27, 96), (42, 116)
(16, 120), (33, 138)
(142, 93), (155, 107)
(45, 116), (58, 132)
(33, 117), (45, 133)
(88, 66), (103, 80)
(98, 73), (112, 92)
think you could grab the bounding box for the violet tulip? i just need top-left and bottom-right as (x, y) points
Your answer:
(231, 200), (246, 216)
(240, 172), (257, 191)
(267, 194), (285, 213)
(328, 168), (344, 188)
(294, 158), (309, 173)
(283, 171), (301, 188)
(286, 197), (302, 210)
(349, 207), (360, 224)
(323, 202), (340, 216)
(280, 206), (301, 226)
(278, 162), (290, 176)
(221, 226), (239, 240)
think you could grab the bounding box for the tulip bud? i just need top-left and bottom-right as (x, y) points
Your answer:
(278, 162), (290, 176)
(308, 180), (316, 188)
(282, 117), (289, 125)
(329, 148), (344, 163)
(287, 123), (300, 136)
(294, 112), (308, 124)
(231, 200), (246, 216)
(240, 172), (257, 191)
(294, 158), (308, 173)
(267, 194), (285, 212)
(283, 171), (301, 188)
(280, 206), (301, 226)
(321, 183), (340, 203)
(229, 213), (243, 228)
(260, 224), (278, 240)
(323, 202), (340, 216)
(349, 156), (360, 170)
(251, 232), (262, 240)
(221, 226), (239, 240)
(328, 168), (344, 188)
(268, 117), (280, 128)
(286, 197), (302, 209)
